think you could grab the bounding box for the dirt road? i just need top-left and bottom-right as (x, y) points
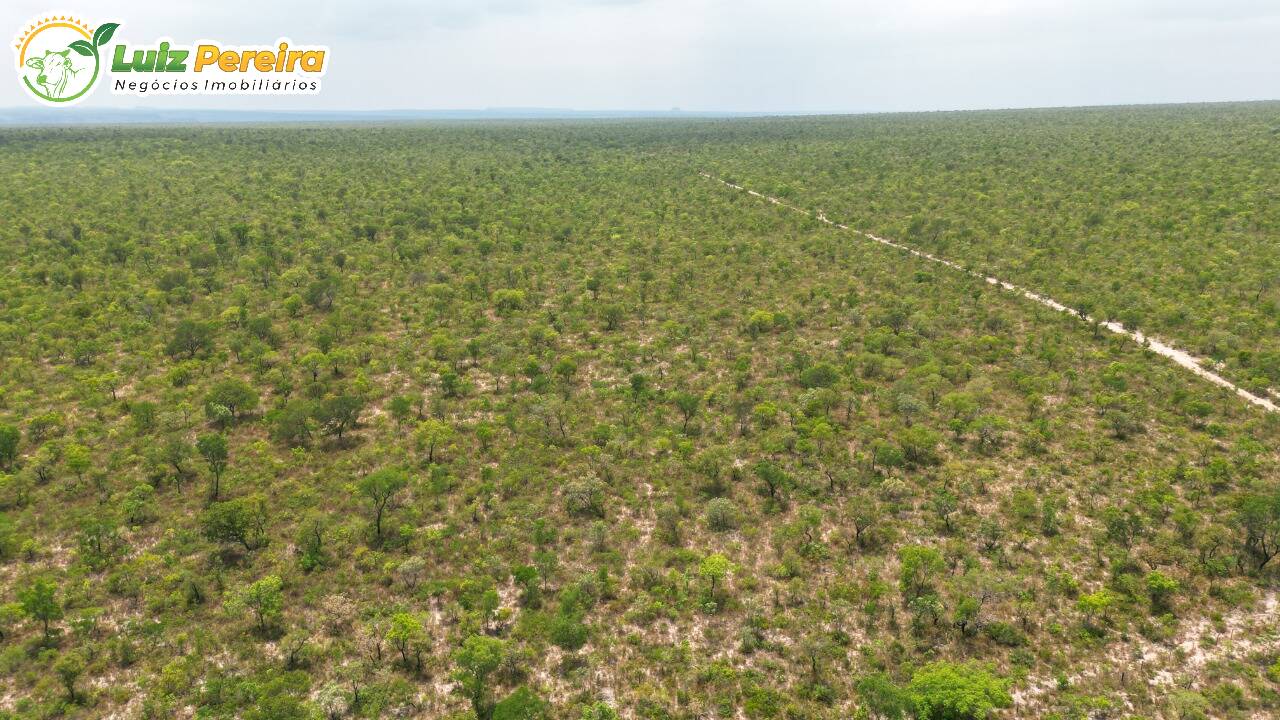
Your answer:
(701, 172), (1279, 414)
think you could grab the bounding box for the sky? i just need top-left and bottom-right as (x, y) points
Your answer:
(4, 0), (1279, 113)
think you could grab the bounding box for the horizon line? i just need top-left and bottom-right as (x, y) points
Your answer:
(1, 97), (1278, 125)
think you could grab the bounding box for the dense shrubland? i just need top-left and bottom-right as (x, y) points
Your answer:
(0, 109), (1278, 719)
(700, 102), (1280, 395)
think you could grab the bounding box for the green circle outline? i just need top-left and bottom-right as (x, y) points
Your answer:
(22, 46), (100, 104)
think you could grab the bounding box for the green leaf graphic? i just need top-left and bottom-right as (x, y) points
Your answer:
(93, 22), (119, 47)
(69, 40), (94, 57)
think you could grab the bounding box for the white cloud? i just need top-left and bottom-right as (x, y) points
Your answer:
(2, 0), (1278, 111)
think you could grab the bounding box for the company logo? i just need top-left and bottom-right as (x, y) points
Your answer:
(13, 12), (329, 106)
(13, 14), (116, 104)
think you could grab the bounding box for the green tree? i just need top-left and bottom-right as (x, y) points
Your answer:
(386, 612), (426, 673)
(0, 424), (18, 468)
(1146, 570), (1179, 612)
(18, 576), (62, 640)
(300, 351), (327, 382)
(200, 496), (268, 551)
(699, 553), (732, 605)
(672, 391), (701, 433)
(952, 594), (983, 637)
(205, 379), (259, 423)
(227, 575), (284, 634)
(746, 310), (776, 339)
(493, 686), (549, 720)
(63, 443), (91, 481)
(563, 479), (606, 518)
(356, 468), (408, 541)
(907, 662), (1011, 720)
(161, 436), (192, 483)
(121, 483), (157, 525)
(387, 394), (416, 427)
(599, 303), (624, 331)
(54, 650), (86, 702)
(898, 426), (942, 467)
(0, 602), (23, 641)
(197, 433), (229, 499)
(799, 362), (840, 389)
(550, 611), (589, 650)
(167, 318), (214, 358)
(269, 399), (316, 446)
(76, 512), (120, 568)
(1237, 486), (1280, 570)
(553, 356), (578, 388)
(1077, 589), (1118, 630)
(305, 275), (339, 310)
(705, 497), (739, 531)
(856, 672), (910, 720)
(753, 461), (792, 503)
(492, 289), (526, 315)
(898, 545), (944, 602)
(317, 394), (363, 440)
(1, 481), (31, 520)
(295, 512), (328, 572)
(453, 634), (506, 719)
(655, 503), (682, 546)
(580, 702), (619, 720)
(415, 419), (455, 464)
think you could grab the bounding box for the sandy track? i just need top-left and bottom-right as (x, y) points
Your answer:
(701, 172), (1278, 414)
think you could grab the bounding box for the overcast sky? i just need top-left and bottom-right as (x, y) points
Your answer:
(4, 0), (1279, 112)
